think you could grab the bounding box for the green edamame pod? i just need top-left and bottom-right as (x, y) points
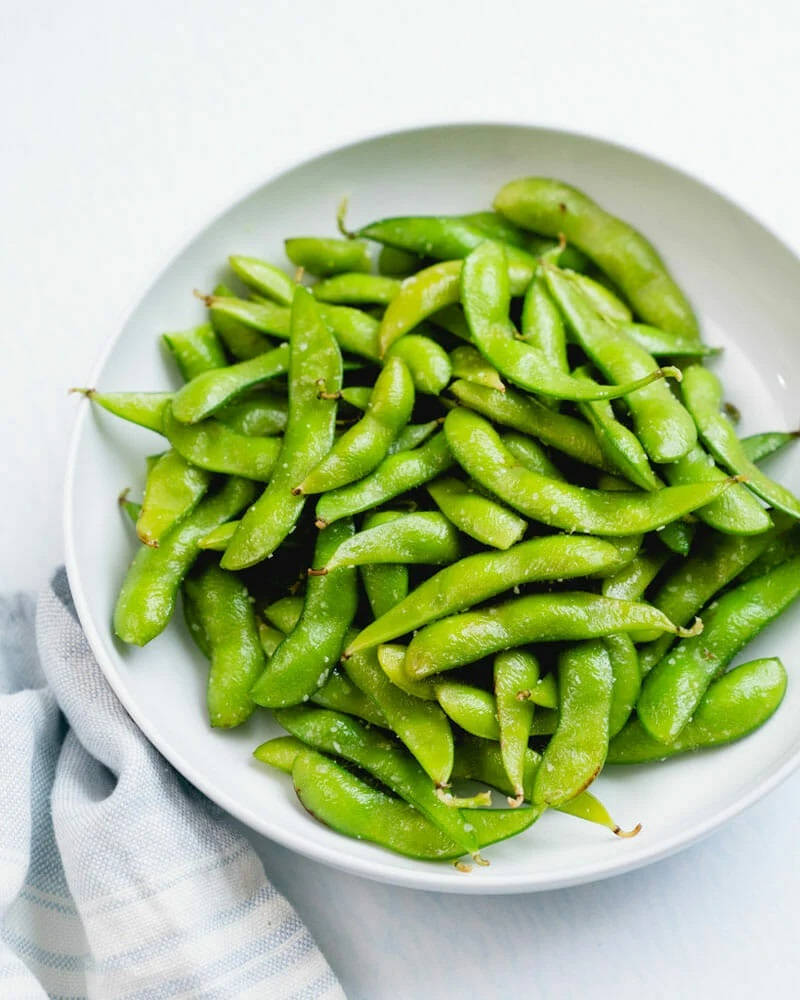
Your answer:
(77, 388), (172, 433)
(289, 749), (537, 861)
(314, 432), (453, 527)
(378, 245), (421, 277)
(494, 649), (540, 802)
(449, 346), (505, 392)
(314, 511), (461, 573)
(344, 647), (454, 786)
(182, 586), (210, 658)
(296, 357), (414, 495)
(207, 289), (284, 360)
(346, 534), (632, 656)
(545, 266), (697, 462)
(253, 735), (306, 772)
(216, 393), (288, 437)
(637, 528), (776, 674)
(738, 522), (800, 583)
(405, 591), (694, 680)
(162, 323), (227, 381)
(285, 237), (371, 277)
(388, 420), (440, 455)
(310, 668), (388, 727)
(113, 477), (256, 646)
(340, 386), (372, 411)
(682, 365), (800, 519)
(385, 334), (451, 395)
(445, 408), (733, 536)
(604, 633), (640, 738)
(313, 273), (401, 305)
(119, 492), (142, 525)
(263, 595), (303, 634)
(228, 255), (295, 305)
(275, 706), (482, 856)
(198, 521), (237, 551)
(359, 511), (410, 619)
(170, 343), (290, 423)
(661, 443), (772, 535)
(619, 323), (717, 359)
(501, 432), (566, 480)
(136, 449), (211, 547)
(494, 177), (700, 340)
(250, 520), (358, 707)
(608, 658), (787, 764)
(258, 621), (285, 657)
(568, 271), (632, 323)
(740, 429), (799, 464)
(428, 476), (526, 550)
(162, 404), (281, 481)
(184, 563), (265, 728)
(520, 273), (568, 374)
(221, 287), (343, 570)
(318, 304), (381, 360)
(449, 380), (612, 472)
(533, 641), (613, 807)
(461, 243), (676, 402)
(435, 682), (558, 740)
(658, 521), (695, 557)
(637, 555), (800, 743)
(376, 644), (436, 700)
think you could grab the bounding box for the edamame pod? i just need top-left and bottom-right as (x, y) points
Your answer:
(313, 273), (401, 305)
(494, 650), (539, 802)
(346, 534), (633, 656)
(76, 388), (172, 433)
(228, 255), (295, 305)
(608, 658), (787, 764)
(428, 476), (526, 550)
(520, 272), (568, 374)
(296, 357), (414, 495)
(449, 346), (505, 392)
(136, 450), (211, 547)
(385, 334), (451, 395)
(162, 323), (227, 381)
(435, 683), (558, 740)
(285, 237), (371, 276)
(216, 393), (288, 437)
(221, 287), (343, 570)
(445, 408), (733, 536)
(740, 429), (799, 464)
(263, 595), (303, 634)
(310, 668), (388, 727)
(388, 420), (440, 455)
(501, 432), (566, 480)
(604, 633), (641, 738)
(494, 177), (700, 340)
(163, 403), (281, 481)
(637, 555), (800, 743)
(113, 477), (256, 646)
(619, 323), (717, 359)
(184, 563), (266, 727)
(314, 511), (460, 573)
(405, 591), (695, 680)
(208, 282), (272, 360)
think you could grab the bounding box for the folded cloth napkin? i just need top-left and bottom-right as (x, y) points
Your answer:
(0, 569), (345, 1000)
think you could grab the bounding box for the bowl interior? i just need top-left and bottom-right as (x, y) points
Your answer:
(66, 124), (800, 893)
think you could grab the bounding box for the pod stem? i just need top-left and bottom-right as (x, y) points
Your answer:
(507, 793), (525, 808)
(435, 787), (492, 809)
(307, 567), (328, 577)
(336, 196), (356, 239)
(613, 822), (643, 839)
(193, 288), (214, 307)
(661, 365), (683, 383)
(676, 616), (704, 638)
(69, 386), (95, 397)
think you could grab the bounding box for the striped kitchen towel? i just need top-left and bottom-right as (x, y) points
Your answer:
(0, 570), (345, 1000)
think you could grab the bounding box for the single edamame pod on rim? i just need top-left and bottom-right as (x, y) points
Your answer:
(295, 356), (415, 495)
(405, 591), (698, 680)
(533, 640), (613, 807)
(494, 649), (540, 803)
(250, 519), (359, 708)
(162, 323), (227, 381)
(74, 388), (172, 433)
(444, 408), (735, 536)
(427, 476), (526, 550)
(136, 449), (211, 547)
(494, 177), (700, 340)
(346, 534), (635, 657)
(637, 554), (800, 743)
(184, 563), (266, 728)
(740, 429), (800, 464)
(113, 476), (257, 646)
(608, 658), (787, 764)
(221, 287), (343, 570)
(285, 237), (371, 277)
(681, 364), (800, 519)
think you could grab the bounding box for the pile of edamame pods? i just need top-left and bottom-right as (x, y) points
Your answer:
(84, 176), (800, 867)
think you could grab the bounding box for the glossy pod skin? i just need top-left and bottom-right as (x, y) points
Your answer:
(461, 242), (676, 401)
(310, 668), (388, 727)
(113, 477), (256, 646)
(345, 534), (632, 656)
(388, 420), (440, 455)
(313, 273), (401, 305)
(385, 334), (452, 395)
(501, 432), (566, 480)
(215, 393), (288, 437)
(297, 357), (415, 495)
(494, 649), (539, 801)
(435, 683), (558, 740)
(162, 404), (281, 481)
(249, 520), (358, 707)
(315, 511), (461, 572)
(494, 177), (700, 340)
(228, 255), (295, 305)
(603, 633), (641, 738)
(315, 432), (454, 526)
(619, 323), (717, 359)
(221, 288), (342, 570)
(184, 563), (266, 728)
(637, 555), (800, 743)
(449, 346), (505, 392)
(682, 364), (800, 519)
(520, 271), (568, 374)
(162, 323), (227, 381)
(78, 389), (172, 433)
(740, 429), (799, 464)
(428, 476), (526, 550)
(359, 512), (410, 619)
(404, 591), (693, 680)
(545, 265), (697, 463)
(344, 647), (454, 786)
(275, 706), (483, 856)
(263, 595), (303, 634)
(286, 749), (537, 861)
(608, 658), (787, 764)
(136, 450), (211, 547)
(285, 237), (371, 277)
(444, 407), (733, 536)
(533, 641), (613, 807)
(170, 343), (290, 423)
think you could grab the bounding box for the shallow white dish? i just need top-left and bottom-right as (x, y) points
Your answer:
(65, 123), (800, 893)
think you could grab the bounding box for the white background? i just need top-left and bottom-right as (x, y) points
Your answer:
(3, 1), (799, 996)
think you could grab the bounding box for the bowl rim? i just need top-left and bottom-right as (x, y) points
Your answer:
(64, 120), (800, 893)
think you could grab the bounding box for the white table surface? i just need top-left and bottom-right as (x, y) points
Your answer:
(4, 1), (800, 996)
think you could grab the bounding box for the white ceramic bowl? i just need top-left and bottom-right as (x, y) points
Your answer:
(65, 124), (800, 893)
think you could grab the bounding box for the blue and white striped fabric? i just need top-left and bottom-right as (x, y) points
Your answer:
(0, 570), (345, 1000)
